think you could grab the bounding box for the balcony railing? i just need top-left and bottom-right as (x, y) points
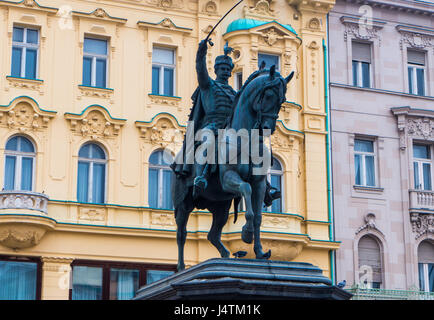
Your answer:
(410, 190), (434, 212)
(347, 287), (434, 300)
(0, 190), (49, 214)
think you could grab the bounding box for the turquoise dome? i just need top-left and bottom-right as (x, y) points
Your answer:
(226, 18), (297, 35)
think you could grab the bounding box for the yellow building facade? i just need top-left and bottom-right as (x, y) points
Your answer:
(0, 0), (337, 300)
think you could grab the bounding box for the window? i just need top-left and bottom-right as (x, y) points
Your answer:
(418, 241), (434, 293)
(408, 50), (426, 96)
(148, 150), (173, 209)
(83, 38), (108, 88)
(358, 235), (383, 289)
(70, 260), (175, 300)
(413, 144), (432, 191)
(234, 72), (243, 91)
(77, 143), (107, 204)
(258, 53), (280, 71)
(354, 139), (376, 187)
(266, 157), (283, 213)
(352, 42), (371, 88)
(11, 26), (39, 79)
(152, 47), (175, 96)
(4, 136), (35, 191)
(0, 256), (40, 300)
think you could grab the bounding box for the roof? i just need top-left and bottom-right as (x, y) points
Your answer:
(225, 18), (297, 35)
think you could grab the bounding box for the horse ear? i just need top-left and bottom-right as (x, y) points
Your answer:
(259, 61), (266, 70)
(270, 65), (276, 78)
(285, 71), (295, 85)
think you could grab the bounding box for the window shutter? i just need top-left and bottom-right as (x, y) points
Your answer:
(418, 241), (434, 264)
(358, 236), (382, 283)
(352, 42), (371, 63)
(408, 50), (425, 66)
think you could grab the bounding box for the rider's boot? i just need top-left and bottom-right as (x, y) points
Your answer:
(193, 175), (208, 198)
(264, 182), (281, 208)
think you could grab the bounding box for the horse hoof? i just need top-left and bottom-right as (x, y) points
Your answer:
(256, 250), (271, 260)
(241, 226), (253, 244)
(177, 264), (185, 272)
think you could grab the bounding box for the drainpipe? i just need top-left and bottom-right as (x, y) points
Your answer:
(324, 14), (336, 285)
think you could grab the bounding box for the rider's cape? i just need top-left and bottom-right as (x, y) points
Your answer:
(170, 87), (204, 209)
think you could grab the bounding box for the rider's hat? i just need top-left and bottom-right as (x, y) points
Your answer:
(214, 42), (234, 70)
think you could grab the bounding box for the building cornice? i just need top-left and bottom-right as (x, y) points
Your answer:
(0, 0), (58, 14)
(340, 0), (434, 16)
(72, 8), (127, 24)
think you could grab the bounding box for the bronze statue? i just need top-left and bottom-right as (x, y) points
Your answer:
(171, 38), (294, 271)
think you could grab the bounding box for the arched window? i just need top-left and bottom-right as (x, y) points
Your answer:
(358, 235), (383, 289)
(418, 240), (434, 293)
(148, 150), (173, 209)
(266, 157), (283, 212)
(77, 143), (107, 204)
(4, 136), (35, 191)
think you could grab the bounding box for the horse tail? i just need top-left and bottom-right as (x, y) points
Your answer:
(233, 197), (241, 224)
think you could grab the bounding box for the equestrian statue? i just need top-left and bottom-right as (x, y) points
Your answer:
(170, 35), (294, 271)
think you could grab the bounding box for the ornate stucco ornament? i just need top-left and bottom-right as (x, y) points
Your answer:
(410, 213), (434, 240)
(64, 105), (126, 139)
(340, 16), (386, 43)
(356, 213), (384, 237)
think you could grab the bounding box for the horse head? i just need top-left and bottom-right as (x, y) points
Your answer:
(239, 66), (294, 136)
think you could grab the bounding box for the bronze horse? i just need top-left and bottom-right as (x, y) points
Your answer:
(172, 66), (294, 271)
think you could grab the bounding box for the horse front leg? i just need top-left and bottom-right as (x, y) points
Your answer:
(251, 179), (271, 259)
(221, 170), (254, 244)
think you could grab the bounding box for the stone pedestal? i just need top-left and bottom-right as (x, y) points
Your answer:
(134, 258), (352, 300)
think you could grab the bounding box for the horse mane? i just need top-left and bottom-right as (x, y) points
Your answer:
(225, 68), (271, 128)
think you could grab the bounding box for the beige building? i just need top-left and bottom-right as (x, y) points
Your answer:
(0, 0), (338, 300)
(329, 0), (434, 299)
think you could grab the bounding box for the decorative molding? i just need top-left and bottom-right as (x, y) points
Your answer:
(397, 25), (434, 50)
(262, 215), (290, 229)
(5, 77), (44, 95)
(307, 18), (321, 31)
(0, 228), (43, 248)
(137, 18), (192, 34)
(356, 213), (385, 237)
(339, 0), (434, 16)
(287, 0), (335, 13)
(145, 0), (184, 10)
(78, 207), (106, 222)
(64, 105), (126, 139)
(244, 0), (275, 20)
(0, 214), (56, 249)
(147, 94), (182, 111)
(410, 212), (434, 240)
(78, 86), (114, 103)
(0, 96), (56, 132)
(151, 212), (175, 226)
(202, 0), (218, 15)
(392, 107), (434, 151)
(341, 16), (385, 43)
(263, 27), (279, 46)
(0, 0), (58, 14)
(136, 113), (185, 148)
(72, 8), (127, 24)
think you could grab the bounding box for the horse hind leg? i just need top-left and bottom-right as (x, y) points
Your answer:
(207, 202), (231, 258)
(175, 204), (192, 272)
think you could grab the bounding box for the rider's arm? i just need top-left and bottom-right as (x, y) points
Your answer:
(196, 40), (211, 89)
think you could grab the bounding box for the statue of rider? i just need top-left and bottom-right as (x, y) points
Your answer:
(172, 39), (280, 207)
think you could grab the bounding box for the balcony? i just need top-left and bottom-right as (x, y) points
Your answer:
(410, 190), (434, 213)
(409, 190), (434, 239)
(0, 191), (56, 249)
(347, 286), (434, 300)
